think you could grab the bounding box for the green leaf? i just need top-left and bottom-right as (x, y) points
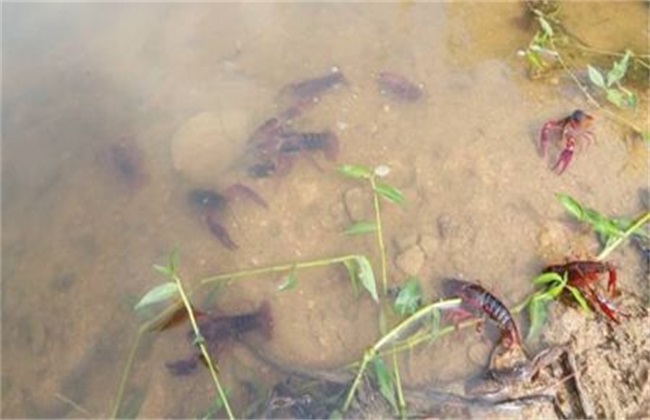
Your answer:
(532, 272), (564, 286)
(356, 256), (379, 303)
(371, 358), (397, 412)
(277, 269), (297, 292)
(169, 248), (180, 273)
(556, 193), (584, 220)
(587, 65), (606, 89)
(338, 164), (373, 180)
(566, 285), (591, 313)
(537, 16), (554, 37)
(153, 264), (173, 277)
(547, 272), (568, 298)
(606, 50), (631, 87)
(526, 295), (551, 341)
(606, 88), (625, 108)
(374, 182), (405, 205)
(394, 277), (423, 315)
(344, 221), (377, 235)
(343, 259), (360, 296)
(134, 282), (179, 310)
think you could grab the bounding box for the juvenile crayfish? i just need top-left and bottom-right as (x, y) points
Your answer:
(539, 109), (595, 174)
(543, 260), (624, 323)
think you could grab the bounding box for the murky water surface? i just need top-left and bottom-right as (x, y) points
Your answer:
(2, 2), (648, 418)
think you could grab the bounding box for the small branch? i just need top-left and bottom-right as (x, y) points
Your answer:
(370, 175), (389, 294)
(341, 299), (460, 412)
(200, 254), (360, 286)
(172, 272), (234, 420)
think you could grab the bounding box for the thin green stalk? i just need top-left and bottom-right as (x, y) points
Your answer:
(370, 176), (389, 294)
(111, 300), (192, 418)
(200, 254), (360, 286)
(392, 350), (406, 419)
(172, 272), (234, 420)
(341, 299), (460, 412)
(110, 330), (143, 418)
(597, 211), (650, 261)
(342, 349), (374, 412)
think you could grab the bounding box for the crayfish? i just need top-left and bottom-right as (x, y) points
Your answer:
(539, 109), (595, 174)
(444, 279), (522, 349)
(543, 260), (624, 323)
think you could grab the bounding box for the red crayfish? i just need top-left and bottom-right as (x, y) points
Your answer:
(543, 260), (624, 323)
(539, 109), (595, 174)
(444, 279), (521, 349)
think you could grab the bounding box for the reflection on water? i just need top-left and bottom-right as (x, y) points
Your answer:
(2, 2), (647, 418)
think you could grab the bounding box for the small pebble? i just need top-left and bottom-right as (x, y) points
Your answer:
(395, 245), (425, 275)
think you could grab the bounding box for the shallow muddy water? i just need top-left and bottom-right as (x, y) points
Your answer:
(2, 2), (648, 418)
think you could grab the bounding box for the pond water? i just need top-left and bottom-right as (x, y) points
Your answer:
(2, 2), (648, 418)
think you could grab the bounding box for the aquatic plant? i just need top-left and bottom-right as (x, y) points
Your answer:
(523, 194), (650, 339)
(520, 1), (649, 137)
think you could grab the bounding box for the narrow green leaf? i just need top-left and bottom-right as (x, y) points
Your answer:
(344, 221), (378, 235)
(556, 193), (584, 220)
(566, 285), (591, 313)
(526, 295), (550, 340)
(374, 182), (405, 205)
(537, 16), (554, 37)
(587, 65), (606, 89)
(356, 256), (379, 303)
(153, 264), (173, 277)
(169, 248), (180, 273)
(532, 272), (564, 286)
(343, 259), (359, 296)
(134, 282), (179, 310)
(394, 277), (423, 315)
(606, 88), (624, 108)
(277, 269), (297, 292)
(371, 358), (397, 412)
(606, 50), (631, 87)
(547, 272), (568, 298)
(622, 89), (637, 108)
(338, 164), (373, 180)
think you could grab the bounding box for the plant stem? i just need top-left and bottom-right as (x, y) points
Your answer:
(342, 349), (374, 412)
(172, 272), (234, 420)
(200, 254), (361, 286)
(370, 176), (389, 294)
(597, 211), (650, 261)
(392, 350), (406, 419)
(111, 300), (189, 418)
(341, 299), (460, 412)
